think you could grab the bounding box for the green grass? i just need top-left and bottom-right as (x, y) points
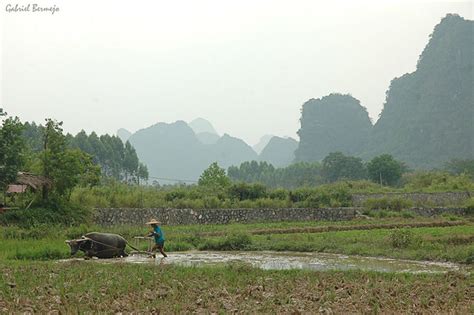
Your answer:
(0, 261), (472, 313)
(0, 216), (473, 263)
(1, 216), (472, 313)
(248, 225), (474, 263)
(63, 174), (474, 210)
(0, 238), (70, 260)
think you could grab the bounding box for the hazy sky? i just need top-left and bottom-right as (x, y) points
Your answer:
(1, 0), (472, 145)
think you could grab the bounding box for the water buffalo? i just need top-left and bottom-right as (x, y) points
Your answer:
(66, 232), (135, 259)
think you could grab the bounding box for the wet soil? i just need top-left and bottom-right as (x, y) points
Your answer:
(64, 251), (472, 274)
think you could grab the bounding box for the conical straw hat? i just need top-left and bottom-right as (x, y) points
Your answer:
(146, 218), (161, 225)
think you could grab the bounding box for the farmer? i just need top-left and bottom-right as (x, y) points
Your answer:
(146, 219), (167, 258)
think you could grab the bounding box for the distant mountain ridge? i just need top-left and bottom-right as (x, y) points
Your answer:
(366, 14), (473, 167)
(189, 118), (218, 135)
(124, 14), (472, 178)
(253, 135), (274, 154)
(127, 120), (260, 182)
(259, 136), (298, 167)
(195, 132), (220, 145)
(123, 118), (296, 182)
(212, 134), (258, 168)
(293, 14), (473, 168)
(117, 128), (132, 143)
(128, 121), (205, 182)
(294, 94), (372, 162)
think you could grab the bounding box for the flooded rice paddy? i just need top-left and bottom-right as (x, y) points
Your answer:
(63, 251), (472, 274)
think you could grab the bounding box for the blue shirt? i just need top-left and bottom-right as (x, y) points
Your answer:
(153, 226), (165, 243)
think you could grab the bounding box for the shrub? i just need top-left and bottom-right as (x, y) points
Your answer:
(388, 229), (414, 248)
(268, 189), (289, 200)
(463, 198), (474, 215)
(228, 182), (267, 201)
(300, 184), (352, 208)
(171, 198), (205, 209)
(364, 198), (413, 211)
(364, 198), (390, 210)
(401, 171), (474, 192)
(376, 210), (390, 218)
(165, 190), (187, 202)
(344, 180), (390, 193)
(220, 198), (234, 208)
(0, 204), (92, 227)
(236, 200), (256, 208)
(305, 192), (331, 208)
(326, 184), (353, 207)
(255, 198), (288, 208)
(466, 253), (474, 264)
(288, 188), (314, 203)
(400, 210), (416, 218)
(363, 210), (416, 219)
(202, 196), (221, 209)
(439, 213), (463, 221)
(388, 198), (413, 211)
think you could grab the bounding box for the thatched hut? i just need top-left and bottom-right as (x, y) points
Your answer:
(6, 172), (52, 194)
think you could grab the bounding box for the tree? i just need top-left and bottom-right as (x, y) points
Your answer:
(444, 159), (474, 179)
(41, 119), (100, 201)
(22, 122), (145, 183)
(41, 119), (66, 200)
(199, 162), (230, 188)
(228, 160), (323, 188)
(321, 152), (367, 183)
(137, 162), (149, 184)
(123, 141), (139, 182)
(367, 154), (404, 186)
(0, 111), (25, 190)
(53, 149), (100, 197)
(228, 182), (267, 200)
(22, 122), (44, 152)
(228, 161), (275, 183)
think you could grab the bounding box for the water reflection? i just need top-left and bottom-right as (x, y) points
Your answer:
(67, 251), (471, 274)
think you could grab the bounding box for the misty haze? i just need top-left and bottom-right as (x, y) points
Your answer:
(1, 1), (473, 313)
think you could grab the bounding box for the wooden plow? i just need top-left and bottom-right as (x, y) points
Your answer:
(129, 236), (154, 256)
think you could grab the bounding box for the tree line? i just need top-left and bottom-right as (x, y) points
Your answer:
(1, 109), (148, 206)
(229, 152), (407, 188)
(22, 121), (148, 184)
(228, 152), (474, 189)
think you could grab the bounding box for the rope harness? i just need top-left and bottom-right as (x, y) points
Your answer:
(80, 237), (139, 256)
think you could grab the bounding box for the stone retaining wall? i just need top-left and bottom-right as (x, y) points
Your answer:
(95, 208), (359, 226)
(408, 207), (468, 217)
(94, 207), (468, 226)
(351, 192), (472, 207)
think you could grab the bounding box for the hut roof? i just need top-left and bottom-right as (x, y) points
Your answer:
(7, 184), (28, 194)
(15, 172), (52, 190)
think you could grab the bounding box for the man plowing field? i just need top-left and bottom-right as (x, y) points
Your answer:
(145, 218), (168, 258)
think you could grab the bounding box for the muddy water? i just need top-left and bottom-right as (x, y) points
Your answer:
(102, 251), (471, 274)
